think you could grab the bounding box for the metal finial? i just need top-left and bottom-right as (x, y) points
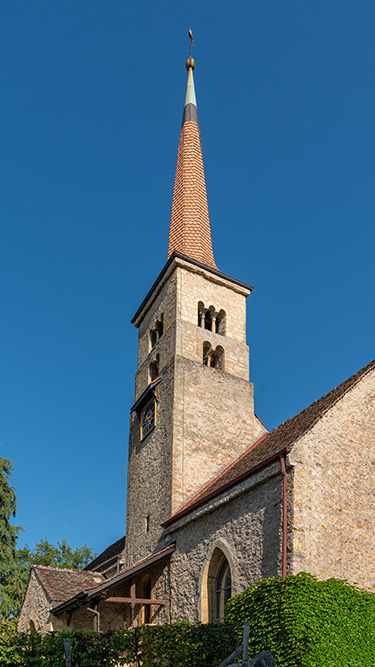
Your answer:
(188, 27), (193, 56)
(186, 27), (195, 70)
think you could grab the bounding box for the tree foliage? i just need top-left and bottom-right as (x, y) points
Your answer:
(0, 455), (23, 618)
(17, 537), (96, 570)
(5, 539), (97, 619)
(0, 452), (96, 618)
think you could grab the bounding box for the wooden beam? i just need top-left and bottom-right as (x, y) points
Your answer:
(105, 597), (165, 606)
(130, 580), (136, 610)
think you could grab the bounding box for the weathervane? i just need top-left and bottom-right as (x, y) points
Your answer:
(186, 27), (195, 70)
(188, 27), (193, 56)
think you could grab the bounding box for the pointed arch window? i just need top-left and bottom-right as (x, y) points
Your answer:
(201, 548), (232, 622)
(215, 558), (231, 621)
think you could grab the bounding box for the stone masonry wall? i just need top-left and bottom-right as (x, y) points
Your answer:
(18, 571), (135, 634)
(171, 355), (265, 511)
(167, 463), (283, 623)
(135, 270), (177, 400)
(127, 258), (260, 564)
(289, 368), (375, 589)
(18, 570), (52, 633)
(125, 358), (174, 566)
(135, 260), (251, 399)
(176, 265), (249, 344)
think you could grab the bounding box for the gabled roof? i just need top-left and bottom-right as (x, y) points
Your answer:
(52, 543), (175, 615)
(84, 536), (125, 572)
(33, 565), (105, 602)
(163, 358), (375, 526)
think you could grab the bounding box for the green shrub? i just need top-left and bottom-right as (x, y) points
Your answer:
(0, 618), (23, 666)
(0, 621), (238, 667)
(226, 572), (375, 667)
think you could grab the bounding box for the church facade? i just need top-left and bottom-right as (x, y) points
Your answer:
(19, 51), (375, 635)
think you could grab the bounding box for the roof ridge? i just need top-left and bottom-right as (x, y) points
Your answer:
(32, 564), (102, 576)
(270, 357), (375, 440)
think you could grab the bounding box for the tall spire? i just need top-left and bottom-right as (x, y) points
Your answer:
(168, 33), (217, 269)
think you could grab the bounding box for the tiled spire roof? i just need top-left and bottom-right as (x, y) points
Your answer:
(167, 56), (217, 269)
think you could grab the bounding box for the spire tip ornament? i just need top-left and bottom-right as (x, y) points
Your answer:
(186, 57), (195, 71)
(186, 27), (195, 69)
(168, 29), (217, 270)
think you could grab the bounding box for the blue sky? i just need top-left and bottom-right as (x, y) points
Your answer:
(1, 1), (374, 557)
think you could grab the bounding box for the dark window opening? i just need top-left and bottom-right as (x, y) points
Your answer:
(150, 315), (164, 350)
(198, 303), (226, 337)
(149, 355), (159, 382)
(215, 558), (231, 621)
(204, 311), (212, 331)
(150, 329), (157, 348)
(198, 301), (205, 327)
(215, 310), (226, 336)
(203, 343), (224, 371)
(212, 345), (224, 371)
(142, 574), (152, 624)
(155, 317), (163, 339)
(203, 342), (211, 366)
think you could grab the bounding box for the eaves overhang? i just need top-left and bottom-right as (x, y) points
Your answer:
(131, 251), (253, 328)
(51, 543), (175, 616)
(130, 378), (161, 414)
(161, 448), (291, 527)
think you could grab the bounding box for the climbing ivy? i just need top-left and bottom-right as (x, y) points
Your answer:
(226, 572), (375, 666)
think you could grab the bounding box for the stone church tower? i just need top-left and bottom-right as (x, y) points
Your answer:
(18, 43), (375, 636)
(124, 55), (265, 567)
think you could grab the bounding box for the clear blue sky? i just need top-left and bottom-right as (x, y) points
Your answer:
(1, 1), (374, 556)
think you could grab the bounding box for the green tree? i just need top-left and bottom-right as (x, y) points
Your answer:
(0, 455), (23, 619)
(0, 453), (96, 618)
(17, 537), (96, 570)
(9, 539), (97, 618)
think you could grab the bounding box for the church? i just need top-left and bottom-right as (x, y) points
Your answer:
(19, 47), (375, 634)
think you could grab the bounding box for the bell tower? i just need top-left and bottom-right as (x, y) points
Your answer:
(124, 47), (265, 567)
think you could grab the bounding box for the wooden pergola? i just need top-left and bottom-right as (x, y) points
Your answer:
(106, 580), (165, 609)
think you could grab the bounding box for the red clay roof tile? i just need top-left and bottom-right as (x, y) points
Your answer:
(33, 565), (105, 602)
